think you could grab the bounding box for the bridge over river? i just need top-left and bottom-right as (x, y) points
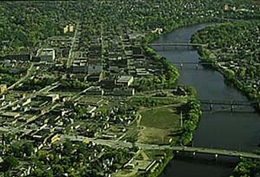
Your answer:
(150, 42), (207, 51)
(144, 145), (260, 160)
(61, 135), (260, 160)
(199, 99), (259, 112)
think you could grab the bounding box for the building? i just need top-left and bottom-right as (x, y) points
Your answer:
(1, 112), (20, 119)
(35, 94), (59, 103)
(68, 24), (74, 32)
(40, 48), (55, 62)
(88, 59), (103, 74)
(116, 76), (134, 86)
(72, 62), (88, 73)
(4, 53), (31, 61)
(0, 84), (7, 94)
(223, 4), (229, 11)
(63, 26), (68, 34)
(83, 86), (104, 95)
(113, 88), (135, 96)
(64, 24), (74, 34)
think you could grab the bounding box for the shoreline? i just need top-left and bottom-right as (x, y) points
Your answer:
(190, 22), (260, 176)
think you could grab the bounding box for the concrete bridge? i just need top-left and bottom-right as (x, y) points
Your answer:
(171, 61), (214, 70)
(150, 42), (206, 51)
(136, 144), (260, 160)
(199, 99), (257, 106)
(164, 146), (260, 160)
(61, 135), (260, 160)
(199, 99), (258, 112)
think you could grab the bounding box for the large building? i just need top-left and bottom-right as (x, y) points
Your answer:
(40, 48), (55, 62)
(71, 58), (88, 73)
(116, 76), (134, 87)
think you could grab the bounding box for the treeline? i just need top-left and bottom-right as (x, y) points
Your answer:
(15, 77), (56, 91)
(1, 0), (260, 55)
(178, 98), (202, 145)
(57, 79), (90, 91)
(133, 46), (179, 92)
(230, 158), (260, 177)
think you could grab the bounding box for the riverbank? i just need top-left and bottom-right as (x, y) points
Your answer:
(191, 21), (260, 177)
(141, 2), (260, 175)
(191, 21), (260, 107)
(138, 32), (203, 177)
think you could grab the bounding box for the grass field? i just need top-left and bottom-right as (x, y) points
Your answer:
(138, 106), (181, 144)
(140, 106), (180, 129)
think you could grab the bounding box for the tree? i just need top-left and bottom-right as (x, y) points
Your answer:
(22, 142), (34, 156)
(2, 156), (19, 172)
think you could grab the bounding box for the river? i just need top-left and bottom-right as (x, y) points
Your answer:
(152, 24), (260, 177)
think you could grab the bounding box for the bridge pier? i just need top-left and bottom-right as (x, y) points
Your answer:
(196, 64), (199, 70)
(210, 104), (213, 111)
(192, 152), (196, 158)
(180, 63), (183, 70)
(231, 105), (234, 112)
(215, 154), (218, 159)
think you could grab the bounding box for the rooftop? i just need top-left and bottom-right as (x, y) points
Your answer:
(117, 76), (133, 83)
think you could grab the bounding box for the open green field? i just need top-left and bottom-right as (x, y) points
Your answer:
(138, 106), (181, 144)
(140, 106), (180, 129)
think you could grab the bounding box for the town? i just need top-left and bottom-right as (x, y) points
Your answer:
(0, 1), (260, 177)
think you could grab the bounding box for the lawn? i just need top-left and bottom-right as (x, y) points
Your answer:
(140, 106), (180, 129)
(138, 106), (181, 144)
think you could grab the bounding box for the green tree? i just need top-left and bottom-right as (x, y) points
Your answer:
(22, 142), (34, 156)
(2, 156), (19, 172)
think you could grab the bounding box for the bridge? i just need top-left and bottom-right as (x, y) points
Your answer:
(199, 99), (258, 111)
(171, 61), (214, 70)
(61, 135), (260, 160)
(150, 42), (206, 51)
(199, 99), (257, 106)
(166, 146), (260, 160)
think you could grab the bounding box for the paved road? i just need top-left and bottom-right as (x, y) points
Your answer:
(7, 62), (35, 90)
(60, 135), (260, 160)
(67, 21), (80, 68)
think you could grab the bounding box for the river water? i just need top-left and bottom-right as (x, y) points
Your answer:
(152, 24), (260, 177)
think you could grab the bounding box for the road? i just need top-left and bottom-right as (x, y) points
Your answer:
(67, 21), (80, 68)
(7, 62), (35, 90)
(60, 135), (260, 160)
